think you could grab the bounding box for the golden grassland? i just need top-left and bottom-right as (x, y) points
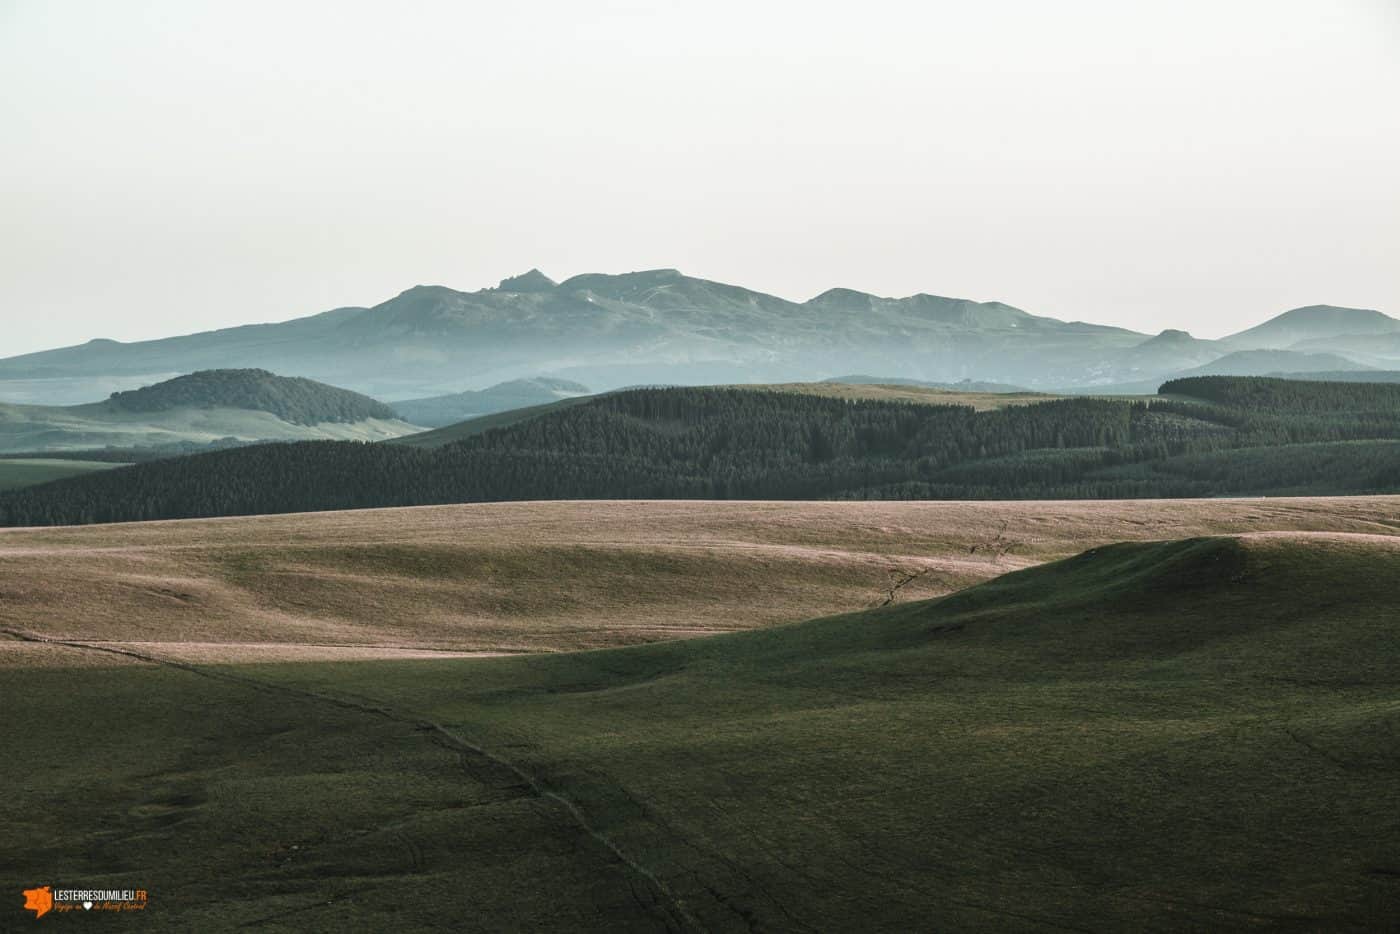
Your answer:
(737, 381), (1064, 410)
(3, 496), (1398, 666)
(5, 528), (1399, 929)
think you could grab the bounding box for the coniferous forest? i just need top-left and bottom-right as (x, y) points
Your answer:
(4, 377), (1400, 526)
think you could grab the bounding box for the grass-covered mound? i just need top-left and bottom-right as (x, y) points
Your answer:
(103, 368), (396, 424)
(290, 532), (1400, 930)
(3, 532), (1396, 929)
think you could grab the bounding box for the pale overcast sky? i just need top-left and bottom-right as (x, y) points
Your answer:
(2, 0), (1397, 355)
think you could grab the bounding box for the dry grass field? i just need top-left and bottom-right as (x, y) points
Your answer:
(741, 381), (1065, 410)
(5, 501), (1400, 929)
(3, 496), (1398, 665)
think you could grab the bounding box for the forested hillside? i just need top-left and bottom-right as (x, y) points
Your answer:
(103, 369), (397, 424)
(391, 378), (591, 427)
(5, 378), (1400, 525)
(1160, 375), (1400, 411)
(0, 370), (415, 454)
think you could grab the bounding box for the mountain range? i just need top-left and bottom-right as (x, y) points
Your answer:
(0, 269), (1394, 402)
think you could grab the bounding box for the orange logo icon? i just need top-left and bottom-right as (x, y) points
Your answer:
(22, 886), (53, 919)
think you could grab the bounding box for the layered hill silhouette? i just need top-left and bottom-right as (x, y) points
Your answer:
(1, 268), (1393, 401)
(1220, 303), (1400, 349)
(0, 368), (419, 453)
(390, 377), (591, 428)
(7, 376), (1400, 525)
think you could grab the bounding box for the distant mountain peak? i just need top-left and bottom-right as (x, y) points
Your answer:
(1133, 329), (1205, 349)
(1280, 304), (1383, 317)
(496, 269), (557, 293)
(1223, 304), (1400, 350)
(396, 284), (457, 299)
(805, 288), (876, 311)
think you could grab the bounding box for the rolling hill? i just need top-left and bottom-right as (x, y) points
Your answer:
(7, 496), (1391, 656)
(390, 394), (597, 449)
(823, 375), (1033, 392)
(390, 377), (592, 428)
(384, 380), (1035, 450)
(1283, 331), (1400, 369)
(1221, 303), (1400, 349)
(3, 521), (1398, 929)
(1107, 328), (1226, 380)
(0, 369), (420, 453)
(1171, 349), (1373, 378)
(5, 270), (1390, 403)
(736, 381), (1065, 411)
(1075, 348), (1378, 395)
(7, 377), (1400, 526)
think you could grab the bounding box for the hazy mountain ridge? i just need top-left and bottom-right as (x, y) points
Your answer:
(1221, 304), (1400, 349)
(391, 377), (592, 428)
(1171, 349), (1373, 379)
(0, 270), (1394, 400)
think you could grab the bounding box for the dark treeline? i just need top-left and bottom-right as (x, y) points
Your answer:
(0, 438), (250, 464)
(1159, 376), (1400, 413)
(5, 379), (1400, 526)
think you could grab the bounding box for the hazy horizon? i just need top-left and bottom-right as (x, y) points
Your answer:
(4, 0), (1398, 357)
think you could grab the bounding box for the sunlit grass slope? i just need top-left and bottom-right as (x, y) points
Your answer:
(3, 531), (1397, 930)
(3, 497), (1397, 657)
(270, 531), (1400, 930)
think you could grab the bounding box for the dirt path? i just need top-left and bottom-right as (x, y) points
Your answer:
(0, 623), (714, 931)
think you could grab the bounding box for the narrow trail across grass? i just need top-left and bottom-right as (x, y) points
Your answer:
(0, 624), (710, 932)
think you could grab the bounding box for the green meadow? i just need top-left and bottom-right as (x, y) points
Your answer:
(4, 531), (1397, 930)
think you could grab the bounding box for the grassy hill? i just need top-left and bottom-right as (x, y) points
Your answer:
(0, 369), (419, 453)
(4, 497), (1393, 656)
(3, 527), (1397, 929)
(102, 368), (398, 424)
(823, 374), (1034, 392)
(7, 377), (1400, 525)
(737, 381), (1064, 410)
